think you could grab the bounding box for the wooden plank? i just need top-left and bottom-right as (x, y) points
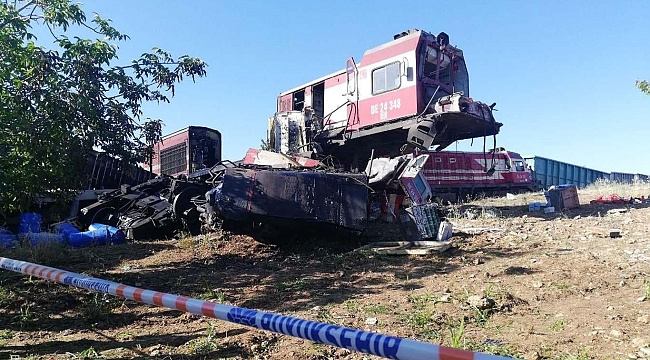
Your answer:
(586, 226), (622, 238)
(354, 240), (452, 255)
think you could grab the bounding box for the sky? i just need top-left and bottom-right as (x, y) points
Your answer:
(31, 0), (650, 174)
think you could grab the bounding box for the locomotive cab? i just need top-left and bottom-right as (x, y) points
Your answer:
(501, 150), (533, 185)
(408, 31), (500, 152)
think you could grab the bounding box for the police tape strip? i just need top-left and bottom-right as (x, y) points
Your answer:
(0, 257), (516, 360)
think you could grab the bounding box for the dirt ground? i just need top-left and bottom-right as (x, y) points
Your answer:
(1, 183), (650, 360)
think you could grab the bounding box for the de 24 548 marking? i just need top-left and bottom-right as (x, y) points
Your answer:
(370, 98), (401, 120)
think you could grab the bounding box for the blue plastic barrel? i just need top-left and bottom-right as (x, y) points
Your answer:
(25, 232), (66, 247)
(0, 228), (16, 249)
(54, 222), (82, 241)
(18, 213), (42, 234)
(68, 229), (109, 248)
(88, 223), (126, 244)
(68, 224), (125, 248)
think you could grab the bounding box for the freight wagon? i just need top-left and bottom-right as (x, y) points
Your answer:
(524, 156), (609, 189)
(609, 172), (647, 184)
(85, 150), (154, 190)
(13, 151), (158, 220)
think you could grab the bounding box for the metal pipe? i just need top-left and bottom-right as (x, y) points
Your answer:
(367, 148), (375, 177)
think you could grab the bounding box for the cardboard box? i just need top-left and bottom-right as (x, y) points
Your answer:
(547, 184), (580, 210)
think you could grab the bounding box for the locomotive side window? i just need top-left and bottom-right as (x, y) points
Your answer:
(449, 158), (456, 163)
(514, 160), (525, 171)
(372, 61), (401, 95)
(434, 157), (442, 163)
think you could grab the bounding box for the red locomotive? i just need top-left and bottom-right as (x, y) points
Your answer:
(376, 148), (535, 221)
(421, 148), (535, 201)
(268, 28), (502, 170)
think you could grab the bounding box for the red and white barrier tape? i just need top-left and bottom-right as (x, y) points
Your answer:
(0, 257), (517, 360)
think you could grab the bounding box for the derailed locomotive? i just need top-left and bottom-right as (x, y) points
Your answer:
(268, 28), (502, 171)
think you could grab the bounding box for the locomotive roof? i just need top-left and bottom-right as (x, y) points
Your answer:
(161, 125), (221, 140)
(278, 68), (345, 97)
(277, 29), (463, 98)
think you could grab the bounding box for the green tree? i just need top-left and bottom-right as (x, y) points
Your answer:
(0, 0), (207, 212)
(637, 80), (650, 95)
(142, 118), (164, 174)
(260, 138), (271, 151)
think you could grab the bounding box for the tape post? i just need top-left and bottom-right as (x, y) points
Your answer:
(0, 257), (518, 360)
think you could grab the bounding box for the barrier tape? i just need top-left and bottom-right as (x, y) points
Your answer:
(0, 257), (516, 360)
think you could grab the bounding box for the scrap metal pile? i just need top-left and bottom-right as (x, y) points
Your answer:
(73, 151), (371, 241)
(69, 146), (449, 245)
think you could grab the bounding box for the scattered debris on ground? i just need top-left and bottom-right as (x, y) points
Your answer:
(354, 240), (453, 255)
(1, 181), (650, 359)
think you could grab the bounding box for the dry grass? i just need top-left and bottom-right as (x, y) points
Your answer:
(9, 236), (72, 266)
(461, 179), (650, 209)
(579, 178), (650, 199)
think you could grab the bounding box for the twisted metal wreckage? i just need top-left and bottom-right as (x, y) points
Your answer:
(74, 156), (371, 241)
(73, 147), (445, 241)
(66, 28), (504, 243)
(71, 130), (490, 244)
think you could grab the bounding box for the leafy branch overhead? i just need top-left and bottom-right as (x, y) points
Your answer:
(0, 0), (208, 212)
(636, 80), (650, 95)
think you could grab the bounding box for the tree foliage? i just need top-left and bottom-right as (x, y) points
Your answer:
(260, 138), (271, 151)
(0, 0), (207, 212)
(636, 80), (650, 95)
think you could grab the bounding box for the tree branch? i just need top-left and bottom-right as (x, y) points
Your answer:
(27, 0), (37, 18)
(114, 62), (184, 70)
(46, 21), (60, 41)
(0, 0), (36, 29)
(79, 21), (104, 36)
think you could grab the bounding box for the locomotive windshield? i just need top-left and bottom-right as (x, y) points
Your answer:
(422, 45), (453, 95)
(420, 43), (471, 114)
(451, 58), (469, 96)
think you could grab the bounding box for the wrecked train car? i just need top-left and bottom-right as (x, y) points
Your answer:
(76, 159), (370, 241)
(207, 168), (369, 232)
(67, 127), (220, 220)
(77, 176), (212, 240)
(147, 126), (223, 177)
(268, 29), (502, 170)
